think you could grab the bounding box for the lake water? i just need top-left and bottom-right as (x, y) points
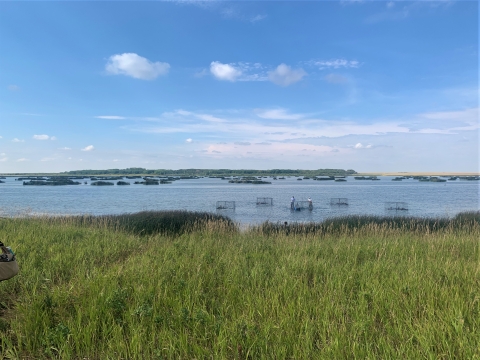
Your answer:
(0, 176), (478, 224)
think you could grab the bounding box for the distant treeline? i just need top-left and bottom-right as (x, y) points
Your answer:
(61, 168), (357, 177)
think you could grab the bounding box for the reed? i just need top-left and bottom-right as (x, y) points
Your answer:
(0, 212), (479, 359)
(255, 212), (480, 236)
(36, 210), (237, 236)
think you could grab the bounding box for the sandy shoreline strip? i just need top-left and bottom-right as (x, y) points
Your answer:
(357, 172), (480, 176)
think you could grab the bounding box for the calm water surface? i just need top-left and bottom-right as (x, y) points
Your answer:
(0, 176), (478, 224)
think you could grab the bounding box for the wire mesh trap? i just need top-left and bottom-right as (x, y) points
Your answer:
(330, 198), (349, 206)
(256, 197), (273, 206)
(216, 201), (235, 210)
(385, 202), (408, 211)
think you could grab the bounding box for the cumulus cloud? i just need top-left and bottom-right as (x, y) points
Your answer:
(96, 115), (127, 120)
(210, 61), (242, 81)
(106, 53), (170, 80)
(268, 64), (306, 86)
(81, 145), (95, 151)
(186, 138), (193, 143)
(33, 134), (50, 140)
(12, 138), (24, 143)
(354, 143), (372, 149)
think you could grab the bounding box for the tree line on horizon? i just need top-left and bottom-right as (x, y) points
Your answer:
(60, 168), (357, 177)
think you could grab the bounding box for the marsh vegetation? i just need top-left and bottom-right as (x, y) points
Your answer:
(0, 211), (479, 359)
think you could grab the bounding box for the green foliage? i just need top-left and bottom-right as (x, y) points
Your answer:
(60, 168), (357, 177)
(0, 213), (479, 359)
(52, 210), (237, 236)
(255, 211), (480, 236)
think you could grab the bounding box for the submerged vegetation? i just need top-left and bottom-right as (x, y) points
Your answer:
(0, 211), (479, 359)
(90, 181), (114, 186)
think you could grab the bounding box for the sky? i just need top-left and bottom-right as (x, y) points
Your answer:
(0, 0), (478, 173)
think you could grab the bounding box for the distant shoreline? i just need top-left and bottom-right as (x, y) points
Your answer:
(1, 172), (479, 177)
(357, 172), (480, 176)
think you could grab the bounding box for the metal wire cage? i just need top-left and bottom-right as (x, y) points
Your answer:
(292, 201), (313, 210)
(330, 198), (349, 206)
(216, 201), (235, 210)
(256, 197), (273, 206)
(385, 202), (408, 211)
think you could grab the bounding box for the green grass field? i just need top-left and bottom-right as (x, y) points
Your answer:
(1, 212), (479, 359)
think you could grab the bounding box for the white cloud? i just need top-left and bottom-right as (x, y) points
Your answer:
(113, 159), (120, 162)
(105, 53), (170, 80)
(0, 153), (5, 156)
(354, 143), (373, 149)
(268, 64), (306, 87)
(51, 136), (57, 141)
(205, 142), (336, 159)
(58, 147), (71, 150)
(164, 109), (226, 123)
(96, 115), (127, 120)
(186, 138), (193, 143)
(0, 136), (2, 139)
(8, 85), (20, 91)
(419, 108), (478, 124)
(310, 59), (360, 69)
(207, 61), (269, 82)
(81, 145), (95, 151)
(17, 158), (28, 162)
(256, 108), (305, 120)
(12, 138), (24, 143)
(123, 106), (479, 149)
(33, 134), (50, 140)
(210, 61), (242, 81)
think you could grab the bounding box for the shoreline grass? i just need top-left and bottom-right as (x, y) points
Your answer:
(1, 211), (479, 359)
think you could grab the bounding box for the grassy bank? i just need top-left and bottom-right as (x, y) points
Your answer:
(1, 212), (479, 359)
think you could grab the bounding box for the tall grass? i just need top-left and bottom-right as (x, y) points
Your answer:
(0, 211), (479, 359)
(39, 210), (237, 236)
(255, 211), (480, 236)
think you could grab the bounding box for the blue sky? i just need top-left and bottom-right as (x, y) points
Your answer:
(0, 0), (478, 173)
